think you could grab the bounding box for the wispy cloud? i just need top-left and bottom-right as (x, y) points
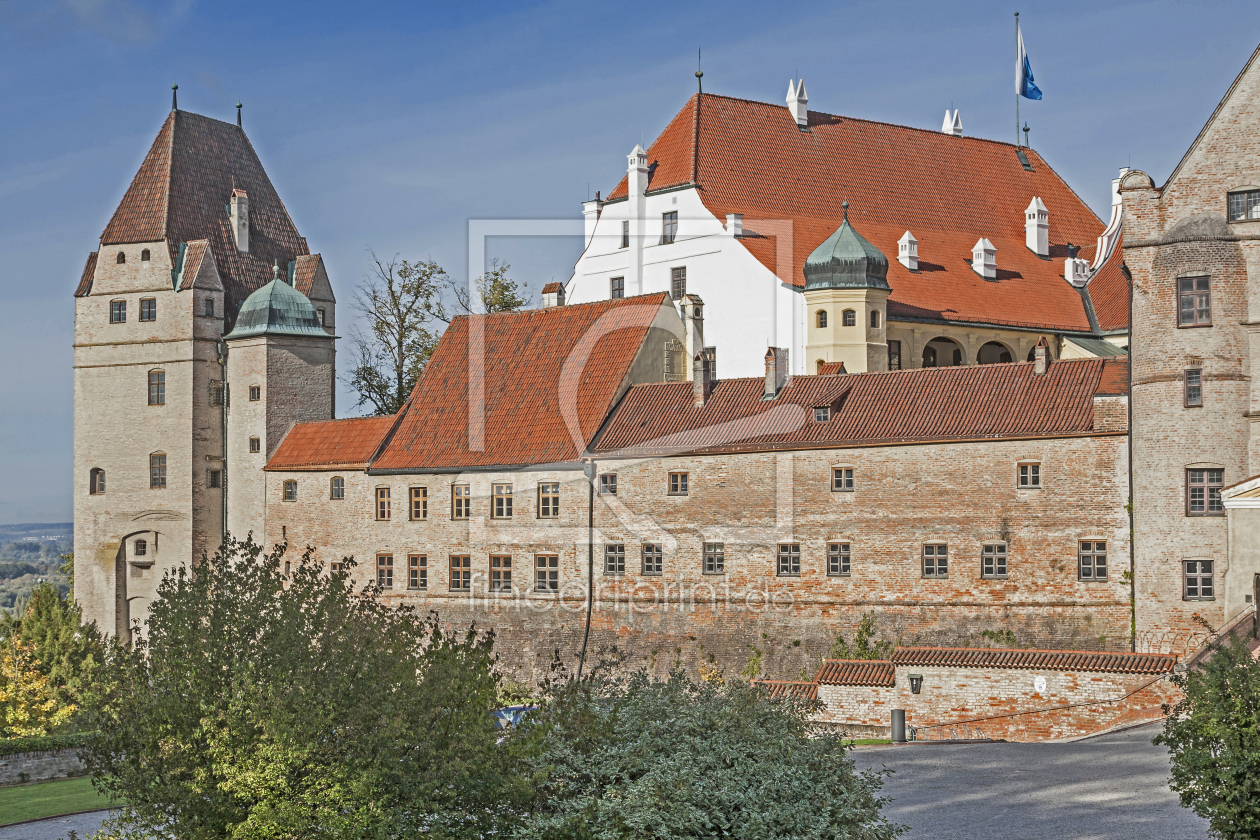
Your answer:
(0, 0), (190, 44)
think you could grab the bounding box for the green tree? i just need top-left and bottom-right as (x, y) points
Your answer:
(0, 639), (75, 737)
(0, 581), (103, 708)
(1155, 631), (1260, 840)
(516, 668), (901, 839)
(828, 611), (898, 661)
(79, 536), (534, 840)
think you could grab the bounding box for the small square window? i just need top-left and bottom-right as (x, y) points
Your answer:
(1079, 540), (1107, 580)
(662, 211), (678, 245)
(491, 555), (512, 592)
(1228, 189), (1260, 221)
(535, 554), (559, 591)
(449, 555), (471, 591)
(827, 542), (850, 576)
(376, 487), (391, 520)
(642, 543), (663, 575)
(670, 266), (686, 300)
(814, 406), (831, 422)
(207, 469), (221, 489)
(832, 468), (853, 492)
(1019, 463), (1041, 489)
(538, 482), (560, 518)
(776, 543), (801, 577)
(1178, 276), (1212, 326)
(139, 298), (157, 322)
(621, 220), (630, 249)
(1186, 469), (1225, 516)
(599, 473), (617, 495)
(283, 479), (297, 501)
(377, 554), (394, 589)
(330, 476), (345, 500)
(982, 543), (1008, 578)
(110, 300), (126, 323)
(922, 544), (948, 578)
(249, 385), (261, 401)
(409, 555), (427, 590)
(1184, 560), (1214, 600)
(610, 276), (625, 299)
(330, 561), (343, 574)
(492, 483), (513, 519)
(249, 437), (261, 453)
(452, 484), (471, 519)
(1185, 369), (1203, 407)
(410, 487), (428, 520)
(133, 539), (146, 556)
(668, 472), (689, 495)
(604, 544), (625, 575)
(703, 542), (724, 574)
(89, 468), (105, 495)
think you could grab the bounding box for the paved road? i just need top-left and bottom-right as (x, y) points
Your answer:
(853, 723), (1210, 840)
(0, 810), (114, 840)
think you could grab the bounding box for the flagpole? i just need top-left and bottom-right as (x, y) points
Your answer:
(1015, 12), (1020, 147)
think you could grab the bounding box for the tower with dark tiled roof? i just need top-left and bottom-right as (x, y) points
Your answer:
(73, 106), (336, 638)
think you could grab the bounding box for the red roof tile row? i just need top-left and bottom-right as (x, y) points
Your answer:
(814, 659), (896, 687)
(891, 647), (1176, 675)
(75, 251), (98, 297)
(266, 416), (396, 471)
(754, 680), (820, 700)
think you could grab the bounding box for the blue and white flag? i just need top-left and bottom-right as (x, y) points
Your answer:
(1016, 24), (1042, 100)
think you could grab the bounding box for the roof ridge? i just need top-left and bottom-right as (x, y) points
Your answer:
(895, 645), (1171, 656)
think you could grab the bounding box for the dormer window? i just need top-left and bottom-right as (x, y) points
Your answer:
(1228, 189), (1260, 221)
(814, 406), (831, 422)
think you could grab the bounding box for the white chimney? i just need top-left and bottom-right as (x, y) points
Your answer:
(1033, 339), (1048, 376)
(1065, 246), (1091, 286)
(898, 231), (919, 270)
(627, 144), (649, 198)
(971, 238), (997, 280)
(1025, 197), (1049, 256)
(230, 189), (249, 252)
(682, 293), (705, 364)
(941, 109), (962, 136)
(764, 347), (790, 399)
(725, 213), (743, 237)
(787, 79), (809, 127)
(541, 282), (566, 307)
(582, 194), (601, 246)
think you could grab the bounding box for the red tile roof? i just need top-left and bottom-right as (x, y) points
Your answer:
(754, 680), (820, 700)
(1087, 232), (1129, 332)
(1095, 358), (1129, 396)
(594, 357), (1122, 458)
(542, 281), (563, 295)
(370, 294), (674, 471)
(891, 647), (1176, 675)
(177, 240), (210, 290)
(266, 416), (396, 471)
(75, 251), (98, 297)
(292, 254), (330, 300)
(604, 93), (1120, 333)
(814, 659), (896, 687)
(98, 110), (310, 324)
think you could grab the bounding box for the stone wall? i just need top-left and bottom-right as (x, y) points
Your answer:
(0, 749), (85, 786)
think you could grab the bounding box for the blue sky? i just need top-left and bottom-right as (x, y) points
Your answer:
(1, 0), (1258, 524)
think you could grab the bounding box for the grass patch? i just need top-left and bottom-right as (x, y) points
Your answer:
(0, 776), (116, 826)
(845, 738), (893, 746)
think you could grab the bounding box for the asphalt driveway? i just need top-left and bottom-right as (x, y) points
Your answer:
(853, 723), (1210, 840)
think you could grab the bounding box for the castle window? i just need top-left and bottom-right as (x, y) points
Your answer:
(89, 468), (105, 495)
(610, 276), (624, 299)
(982, 542), (1008, 578)
(538, 482), (560, 518)
(814, 406), (831, 422)
(141, 248), (151, 262)
(330, 561), (343, 573)
(1228, 189), (1260, 221)
(1018, 462), (1041, 489)
(376, 487), (391, 520)
(133, 539), (147, 557)
(535, 555), (559, 591)
(283, 480), (297, 501)
(668, 471), (689, 495)
(599, 473), (617, 495)
(410, 486), (427, 520)
(377, 554), (394, 589)
(1078, 541), (1107, 580)
(703, 542), (724, 575)
(642, 543), (663, 575)
(249, 385), (261, 401)
(832, 467), (854, 492)
(491, 555), (512, 591)
(1185, 369), (1203, 407)
(140, 298), (156, 322)
(888, 340), (902, 370)
(922, 543), (948, 578)
(116, 251), (126, 264)
(842, 309), (856, 327)
(776, 543), (801, 577)
(817, 310), (828, 328)
(408, 555), (427, 589)
(330, 476), (344, 499)
(1187, 469), (1225, 516)
(662, 211), (678, 244)
(621, 220), (629, 249)
(110, 300), (126, 323)
(670, 266), (686, 300)
(452, 484), (471, 519)
(870, 310), (881, 328)
(317, 308), (325, 326)
(207, 469), (221, 489)
(1184, 560), (1214, 600)
(492, 483), (513, 519)
(449, 555), (471, 591)
(604, 544), (625, 575)
(1178, 276), (1212, 326)
(249, 437), (261, 454)
(827, 542), (850, 576)
(205, 298), (215, 317)
(149, 453), (167, 489)
(148, 370), (165, 406)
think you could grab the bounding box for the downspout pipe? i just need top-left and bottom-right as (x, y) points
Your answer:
(577, 458), (595, 681)
(218, 339), (229, 545)
(1123, 263), (1136, 653)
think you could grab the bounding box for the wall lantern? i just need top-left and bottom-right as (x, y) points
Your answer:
(908, 674), (924, 695)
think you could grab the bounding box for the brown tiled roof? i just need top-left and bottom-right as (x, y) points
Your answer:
(74, 251), (98, 297)
(1094, 358), (1129, 396)
(817, 362), (846, 376)
(891, 647), (1176, 675)
(542, 281), (563, 295)
(814, 659), (896, 687)
(99, 110), (309, 325)
(292, 254), (329, 299)
(594, 357), (1120, 458)
(604, 93), (1115, 333)
(177, 240), (210, 290)
(370, 294), (673, 472)
(1087, 232), (1129, 331)
(755, 680), (820, 700)
(266, 416), (396, 471)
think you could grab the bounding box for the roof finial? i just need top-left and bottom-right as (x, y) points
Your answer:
(171, 82), (178, 111)
(236, 100), (242, 127)
(1022, 121), (1031, 149)
(696, 47), (703, 94)
(273, 260), (280, 283)
(842, 200), (849, 222)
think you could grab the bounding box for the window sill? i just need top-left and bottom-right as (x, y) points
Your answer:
(981, 575), (1009, 580)
(827, 572), (851, 578)
(922, 576), (949, 580)
(1077, 578), (1109, 583)
(702, 570), (726, 576)
(642, 571), (663, 576)
(1017, 485), (1043, 491)
(448, 588), (472, 594)
(1185, 513), (1226, 518)
(1176, 323), (1213, 329)
(776, 573), (802, 578)
(603, 572), (625, 577)
(666, 492), (689, 497)
(407, 587), (426, 592)
(831, 488), (855, 493)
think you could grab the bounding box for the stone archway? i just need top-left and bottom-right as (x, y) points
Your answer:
(977, 341), (1014, 365)
(923, 337), (964, 368)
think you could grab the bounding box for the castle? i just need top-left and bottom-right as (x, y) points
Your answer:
(74, 49), (1260, 682)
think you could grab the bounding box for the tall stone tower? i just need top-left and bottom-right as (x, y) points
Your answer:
(1124, 44), (1260, 655)
(73, 106), (335, 638)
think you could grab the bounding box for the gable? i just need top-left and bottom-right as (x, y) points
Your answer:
(293, 254), (334, 303)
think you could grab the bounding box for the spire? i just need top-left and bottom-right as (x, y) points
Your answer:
(171, 83), (178, 111)
(236, 100), (242, 127)
(696, 46), (703, 94)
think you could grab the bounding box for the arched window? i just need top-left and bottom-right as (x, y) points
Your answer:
(842, 309), (856, 327)
(116, 251), (126, 264)
(133, 539), (147, 557)
(141, 248), (151, 262)
(870, 310), (881, 328)
(816, 359), (826, 373)
(978, 341), (1013, 365)
(89, 468), (105, 495)
(817, 310), (828, 328)
(284, 480), (298, 501)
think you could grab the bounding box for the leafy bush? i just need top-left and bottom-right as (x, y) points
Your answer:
(0, 730), (92, 757)
(1155, 631), (1260, 840)
(828, 612), (898, 661)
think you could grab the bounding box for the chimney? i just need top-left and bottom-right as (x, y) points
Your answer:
(897, 231), (919, 270)
(971, 238), (996, 280)
(786, 79), (809, 127)
(541, 282), (566, 307)
(1064, 244), (1091, 286)
(692, 350), (715, 407)
(582, 196), (602, 246)
(230, 189), (249, 253)
(764, 347), (789, 399)
(941, 109), (962, 136)
(725, 213), (743, 237)
(627, 144), (649, 198)
(1025, 197), (1049, 256)
(682, 293), (705, 364)
(1033, 338), (1049, 376)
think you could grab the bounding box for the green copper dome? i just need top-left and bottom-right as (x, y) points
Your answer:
(803, 203), (890, 291)
(224, 265), (326, 340)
